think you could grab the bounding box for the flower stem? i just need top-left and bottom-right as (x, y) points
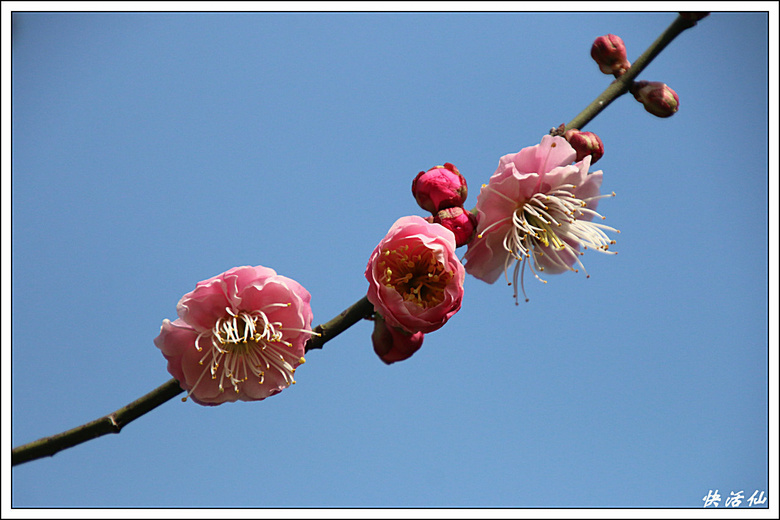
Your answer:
(564, 13), (699, 132)
(12, 379), (184, 466)
(305, 296), (375, 352)
(11, 13), (704, 468)
(11, 296), (375, 466)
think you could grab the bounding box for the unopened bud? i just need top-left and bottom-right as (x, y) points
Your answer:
(631, 81), (680, 118)
(591, 34), (631, 77)
(433, 206), (477, 248)
(564, 129), (604, 164)
(371, 314), (424, 365)
(412, 162), (468, 214)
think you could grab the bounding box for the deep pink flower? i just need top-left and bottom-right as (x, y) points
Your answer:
(631, 81), (680, 118)
(154, 265), (314, 406)
(412, 163), (468, 214)
(365, 215), (465, 334)
(371, 314), (425, 365)
(463, 136), (618, 301)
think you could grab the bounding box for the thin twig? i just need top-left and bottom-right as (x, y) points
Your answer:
(564, 14), (699, 132)
(12, 297), (376, 466)
(12, 379), (183, 466)
(305, 296), (375, 352)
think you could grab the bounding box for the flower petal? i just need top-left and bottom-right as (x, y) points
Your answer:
(154, 318), (198, 383)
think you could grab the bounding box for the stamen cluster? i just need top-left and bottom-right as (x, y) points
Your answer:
(192, 308), (303, 397)
(379, 244), (453, 309)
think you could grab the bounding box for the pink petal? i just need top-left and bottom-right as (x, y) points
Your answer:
(176, 276), (231, 331)
(154, 318), (199, 383)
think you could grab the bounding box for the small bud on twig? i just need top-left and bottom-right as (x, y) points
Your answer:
(433, 206), (478, 248)
(564, 129), (605, 164)
(631, 80), (680, 118)
(591, 34), (631, 77)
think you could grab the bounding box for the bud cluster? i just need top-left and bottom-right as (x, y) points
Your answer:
(591, 33), (681, 119)
(412, 162), (476, 248)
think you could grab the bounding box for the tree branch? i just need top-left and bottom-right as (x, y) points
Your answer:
(12, 379), (183, 466)
(11, 12), (704, 468)
(564, 13), (699, 132)
(305, 296), (375, 352)
(12, 297), (376, 466)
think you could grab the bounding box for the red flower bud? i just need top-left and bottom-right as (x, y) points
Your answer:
(591, 34), (631, 77)
(631, 81), (680, 118)
(412, 162), (468, 214)
(433, 206), (477, 248)
(371, 314), (424, 365)
(563, 129), (605, 164)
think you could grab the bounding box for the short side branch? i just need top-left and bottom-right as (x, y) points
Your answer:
(565, 14), (699, 132)
(305, 296), (375, 352)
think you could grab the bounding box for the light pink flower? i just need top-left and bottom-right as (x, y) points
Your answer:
(365, 215), (465, 334)
(154, 265), (314, 406)
(463, 135), (618, 301)
(371, 314), (425, 365)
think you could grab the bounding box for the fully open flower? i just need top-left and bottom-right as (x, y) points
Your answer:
(463, 135), (618, 302)
(365, 216), (465, 334)
(154, 265), (314, 406)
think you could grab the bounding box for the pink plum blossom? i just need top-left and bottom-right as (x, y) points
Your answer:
(154, 265), (314, 406)
(371, 314), (425, 365)
(365, 215), (465, 334)
(463, 135), (618, 302)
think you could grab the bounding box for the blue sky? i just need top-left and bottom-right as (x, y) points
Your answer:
(6, 7), (777, 512)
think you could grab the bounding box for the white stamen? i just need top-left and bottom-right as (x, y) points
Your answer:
(501, 186), (618, 304)
(181, 307), (315, 402)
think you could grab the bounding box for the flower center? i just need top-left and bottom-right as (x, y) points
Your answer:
(499, 184), (618, 302)
(183, 306), (306, 402)
(379, 244), (453, 308)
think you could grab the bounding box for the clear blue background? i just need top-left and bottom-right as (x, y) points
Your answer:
(10, 11), (770, 508)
